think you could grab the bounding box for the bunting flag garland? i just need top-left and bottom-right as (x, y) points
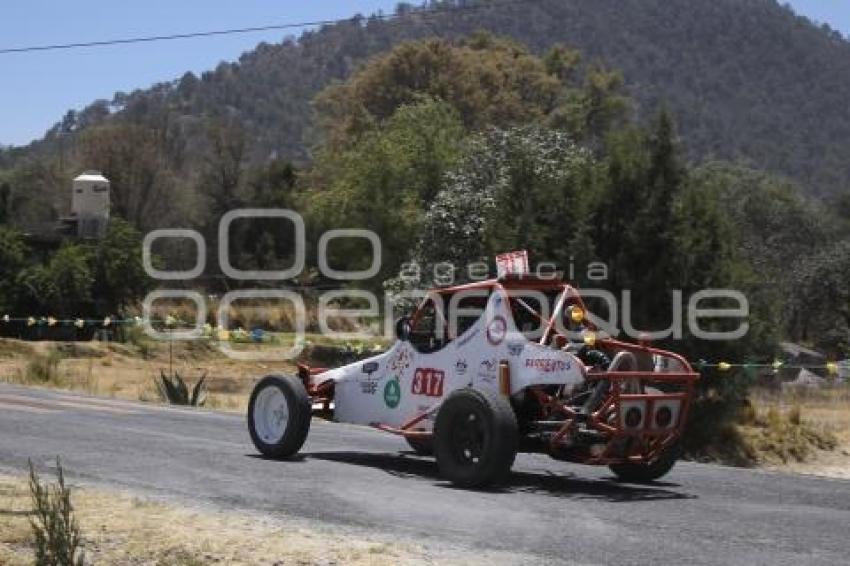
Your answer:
(698, 360), (844, 378)
(0, 313), (269, 346)
(0, 314), (847, 375)
(1, 315), (133, 328)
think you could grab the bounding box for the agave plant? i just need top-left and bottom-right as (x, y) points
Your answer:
(156, 370), (208, 406)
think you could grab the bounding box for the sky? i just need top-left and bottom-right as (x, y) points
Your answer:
(0, 0), (848, 147)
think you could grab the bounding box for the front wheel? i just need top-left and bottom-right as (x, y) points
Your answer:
(434, 388), (518, 488)
(609, 443), (680, 483)
(248, 374), (311, 459)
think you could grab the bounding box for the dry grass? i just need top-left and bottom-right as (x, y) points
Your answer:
(0, 334), (388, 415)
(0, 337), (289, 415)
(0, 473), (428, 565)
(746, 386), (850, 478)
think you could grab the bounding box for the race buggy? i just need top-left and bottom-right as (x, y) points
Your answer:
(247, 268), (699, 488)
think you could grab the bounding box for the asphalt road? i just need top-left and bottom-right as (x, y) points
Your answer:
(1, 383), (848, 565)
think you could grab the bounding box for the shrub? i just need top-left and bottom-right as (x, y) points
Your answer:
(738, 403), (838, 464)
(25, 349), (63, 384)
(124, 325), (156, 359)
(28, 457), (85, 566)
(155, 370), (207, 406)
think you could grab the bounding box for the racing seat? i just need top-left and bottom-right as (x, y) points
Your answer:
(582, 351), (640, 414)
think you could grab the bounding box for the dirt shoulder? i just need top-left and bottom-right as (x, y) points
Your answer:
(1, 470), (513, 565)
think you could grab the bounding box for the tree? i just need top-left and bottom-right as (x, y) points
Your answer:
(307, 98), (465, 285)
(198, 120), (248, 278)
(688, 162), (834, 355)
(628, 110), (686, 329)
(2, 160), (68, 228)
(414, 126), (597, 283)
(313, 35), (567, 151)
(548, 63), (630, 148)
(77, 123), (177, 230)
(0, 227), (28, 312)
(17, 245), (93, 316)
(2, 220), (150, 319)
(201, 120), (247, 217)
(48, 245), (94, 316)
(236, 159), (299, 273)
(92, 218), (152, 314)
(795, 240), (850, 356)
(591, 112), (689, 332)
(0, 182), (10, 224)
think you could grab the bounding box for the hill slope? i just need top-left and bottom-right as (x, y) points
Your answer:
(4, 0), (850, 197)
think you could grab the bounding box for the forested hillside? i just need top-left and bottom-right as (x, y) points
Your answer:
(2, 0), (849, 465)
(1, 0), (849, 354)
(3, 0), (850, 202)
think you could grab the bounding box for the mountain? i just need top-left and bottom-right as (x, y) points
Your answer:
(3, 0), (850, 198)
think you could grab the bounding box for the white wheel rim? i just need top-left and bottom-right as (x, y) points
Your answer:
(254, 386), (289, 444)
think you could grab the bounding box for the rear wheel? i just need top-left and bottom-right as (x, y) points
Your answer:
(609, 443), (680, 483)
(248, 374), (311, 459)
(405, 436), (434, 455)
(434, 388), (518, 488)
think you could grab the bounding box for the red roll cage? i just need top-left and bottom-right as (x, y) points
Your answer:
(302, 274), (699, 465)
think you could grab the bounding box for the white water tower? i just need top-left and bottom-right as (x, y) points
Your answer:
(71, 171), (110, 238)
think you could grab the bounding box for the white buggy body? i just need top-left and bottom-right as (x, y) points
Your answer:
(328, 289), (585, 428)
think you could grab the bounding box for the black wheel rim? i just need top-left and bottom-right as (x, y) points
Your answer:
(449, 410), (487, 466)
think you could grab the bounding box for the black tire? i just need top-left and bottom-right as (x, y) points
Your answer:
(248, 374), (311, 459)
(434, 388), (518, 488)
(609, 444), (680, 483)
(405, 436), (434, 455)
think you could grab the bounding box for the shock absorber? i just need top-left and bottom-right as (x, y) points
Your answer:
(579, 347), (611, 415)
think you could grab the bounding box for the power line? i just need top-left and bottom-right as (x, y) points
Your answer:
(0, 0), (536, 55)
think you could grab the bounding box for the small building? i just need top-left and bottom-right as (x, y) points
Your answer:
(837, 360), (850, 382)
(67, 171), (110, 239)
(21, 171), (111, 264)
(782, 368), (827, 391)
(779, 342), (826, 367)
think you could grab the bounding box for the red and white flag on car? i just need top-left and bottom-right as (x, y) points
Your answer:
(496, 250), (529, 278)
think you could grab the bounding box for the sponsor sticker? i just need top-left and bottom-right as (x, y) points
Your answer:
(360, 380), (378, 395)
(389, 347), (413, 372)
(362, 361), (379, 375)
(384, 378), (401, 408)
(455, 358), (468, 375)
(478, 358), (498, 382)
(486, 316), (507, 346)
(507, 342), (524, 356)
(524, 358), (571, 372)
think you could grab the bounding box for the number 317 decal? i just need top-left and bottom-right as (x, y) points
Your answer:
(411, 368), (445, 397)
